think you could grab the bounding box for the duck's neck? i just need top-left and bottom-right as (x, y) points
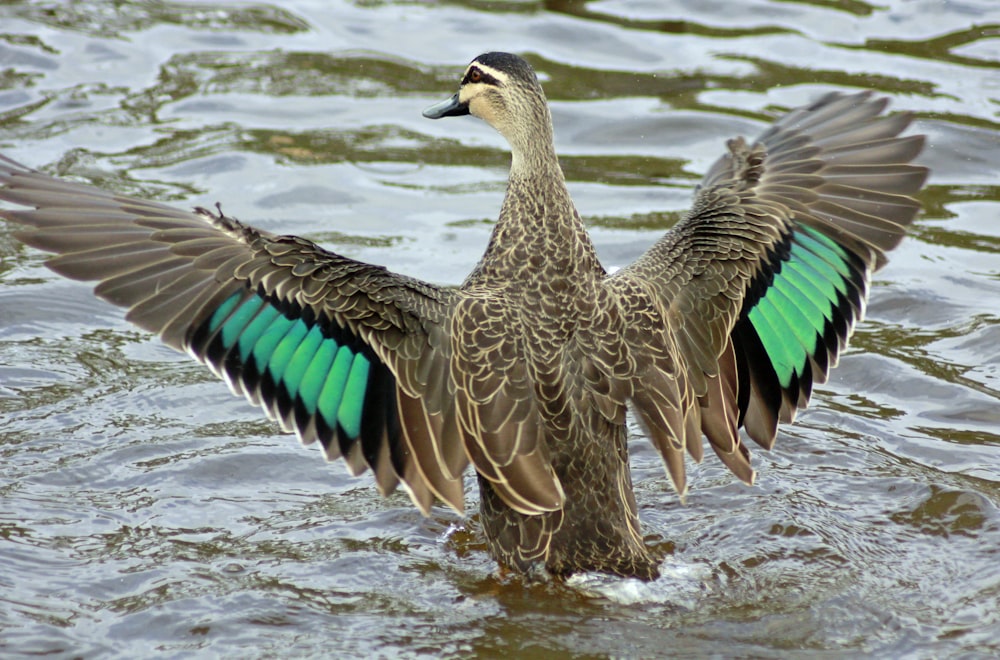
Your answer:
(468, 149), (604, 288)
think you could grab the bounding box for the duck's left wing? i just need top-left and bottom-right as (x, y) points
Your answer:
(0, 155), (468, 514)
(606, 92), (927, 495)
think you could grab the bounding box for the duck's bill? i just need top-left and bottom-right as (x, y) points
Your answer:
(422, 93), (469, 119)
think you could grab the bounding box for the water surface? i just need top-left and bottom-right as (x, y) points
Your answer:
(1, 0), (999, 656)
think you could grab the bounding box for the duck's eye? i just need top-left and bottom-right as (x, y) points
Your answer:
(468, 69), (482, 83)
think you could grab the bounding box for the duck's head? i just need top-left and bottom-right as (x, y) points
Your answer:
(423, 52), (554, 166)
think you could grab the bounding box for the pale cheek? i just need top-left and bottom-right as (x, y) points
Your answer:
(469, 97), (497, 124)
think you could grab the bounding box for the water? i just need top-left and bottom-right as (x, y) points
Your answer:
(1, 0), (999, 656)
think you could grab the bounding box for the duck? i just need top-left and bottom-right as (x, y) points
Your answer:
(0, 52), (927, 580)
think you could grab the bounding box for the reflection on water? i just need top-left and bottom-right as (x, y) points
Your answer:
(1, 0), (999, 656)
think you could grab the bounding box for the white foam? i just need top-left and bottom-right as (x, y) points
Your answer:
(566, 559), (712, 606)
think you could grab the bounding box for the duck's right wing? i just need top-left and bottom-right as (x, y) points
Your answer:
(0, 155), (469, 514)
(607, 92), (927, 495)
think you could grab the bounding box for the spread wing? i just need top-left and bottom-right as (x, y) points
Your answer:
(608, 91), (928, 495)
(0, 155), (469, 514)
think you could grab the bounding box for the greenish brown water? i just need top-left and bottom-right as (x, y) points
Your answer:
(1, 0), (999, 656)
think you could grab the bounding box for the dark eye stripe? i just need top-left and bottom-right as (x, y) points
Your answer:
(462, 66), (500, 86)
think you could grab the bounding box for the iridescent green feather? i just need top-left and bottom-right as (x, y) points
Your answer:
(265, 318), (310, 383)
(770, 274), (826, 337)
(749, 299), (801, 387)
(281, 324), (327, 400)
(298, 339), (340, 415)
(798, 225), (852, 277)
(317, 347), (356, 429)
(211, 294), (266, 351)
(777, 260), (835, 323)
(236, 305), (282, 362)
(763, 285), (820, 356)
(206, 291), (374, 439)
(208, 291), (244, 334)
(749, 226), (857, 388)
(338, 355), (371, 438)
(250, 313), (297, 368)
(792, 232), (849, 294)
